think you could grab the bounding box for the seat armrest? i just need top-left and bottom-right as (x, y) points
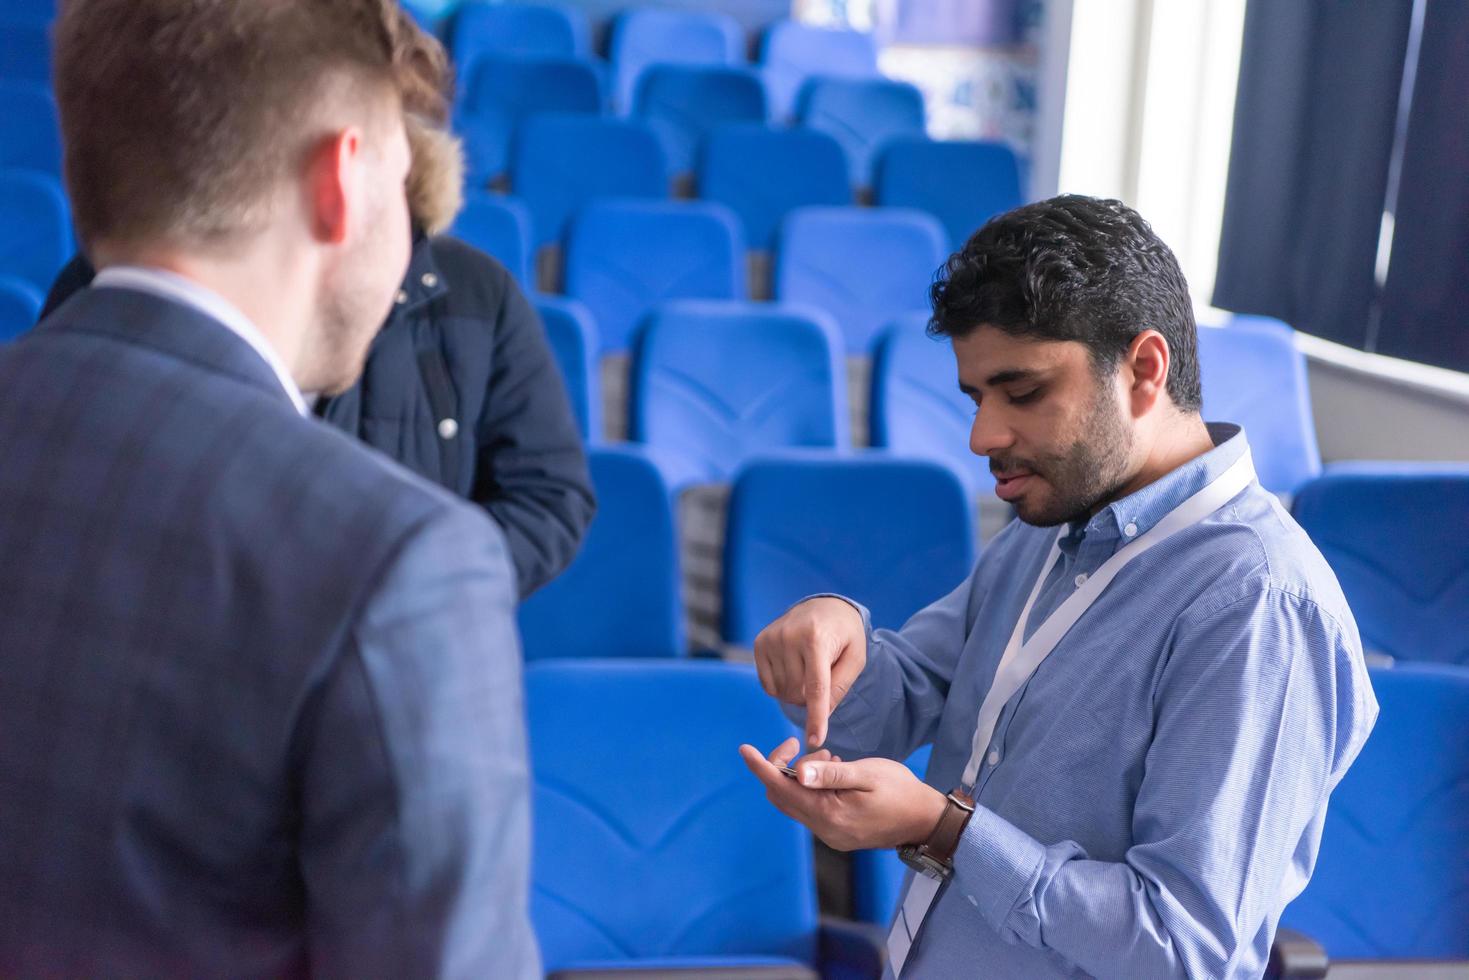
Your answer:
(1267, 928), (1329, 979)
(818, 915), (887, 980)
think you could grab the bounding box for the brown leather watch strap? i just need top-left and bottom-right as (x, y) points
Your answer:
(922, 788), (976, 866)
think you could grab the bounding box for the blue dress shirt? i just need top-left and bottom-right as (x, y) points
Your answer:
(807, 424), (1377, 979)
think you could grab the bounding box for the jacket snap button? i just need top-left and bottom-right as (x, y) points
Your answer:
(438, 418), (458, 440)
(421, 272), (439, 288)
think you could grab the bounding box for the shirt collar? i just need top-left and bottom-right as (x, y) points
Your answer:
(92, 265), (308, 416)
(1062, 423), (1249, 555)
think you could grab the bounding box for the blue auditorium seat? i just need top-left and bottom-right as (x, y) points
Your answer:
(1292, 463), (1469, 666)
(449, 191), (533, 286)
(0, 275), (41, 343)
(446, 2), (587, 78)
(526, 660), (882, 976)
(797, 77), (926, 189)
(512, 114), (669, 249)
(1197, 317), (1320, 494)
(723, 454), (975, 644)
(876, 137), (1024, 251)
(518, 446), (682, 660)
(698, 124), (851, 251)
(0, 170), (71, 294)
(0, 0), (54, 25)
(632, 64), (767, 176)
(870, 313), (994, 492)
(454, 57), (602, 186)
(629, 301), (847, 484)
(565, 200), (744, 353)
(775, 206), (947, 353)
(1280, 663), (1469, 961)
(534, 296), (600, 441)
(0, 82), (61, 178)
(0, 23), (49, 83)
(851, 744), (933, 926)
(609, 8), (744, 113)
(760, 20), (878, 121)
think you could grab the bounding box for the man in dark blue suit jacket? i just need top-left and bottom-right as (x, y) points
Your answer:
(0, 1), (538, 976)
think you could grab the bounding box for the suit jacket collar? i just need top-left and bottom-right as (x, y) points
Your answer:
(46, 285), (302, 413)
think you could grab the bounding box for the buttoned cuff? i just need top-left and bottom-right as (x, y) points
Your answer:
(951, 805), (1047, 934)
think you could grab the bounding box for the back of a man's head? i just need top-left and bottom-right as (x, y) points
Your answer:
(54, 0), (410, 255)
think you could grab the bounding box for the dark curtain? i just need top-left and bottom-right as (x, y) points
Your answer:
(1376, 0), (1469, 372)
(1212, 1), (1414, 348)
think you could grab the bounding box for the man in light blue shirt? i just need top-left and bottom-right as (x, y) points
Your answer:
(740, 196), (1377, 978)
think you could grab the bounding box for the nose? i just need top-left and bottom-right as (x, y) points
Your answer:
(969, 403), (1014, 459)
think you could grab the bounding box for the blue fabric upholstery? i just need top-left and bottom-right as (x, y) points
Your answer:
(1292, 462), (1469, 666)
(633, 64), (768, 176)
(0, 82), (60, 178)
(797, 77), (926, 189)
(513, 114), (670, 249)
(449, 191), (533, 286)
(456, 58), (602, 185)
(609, 8), (744, 112)
(630, 300), (847, 484)
(1197, 317), (1321, 494)
(0, 275), (40, 343)
(0, 170), (70, 293)
(722, 453), (976, 644)
(1280, 663), (1469, 958)
(875, 137), (1024, 250)
(851, 744), (934, 925)
(0, 24), (48, 84)
(698, 124), (851, 251)
(760, 20), (878, 121)
(535, 295), (600, 441)
(525, 660), (818, 971)
(776, 206), (947, 353)
(566, 200), (744, 353)
(447, 2), (588, 77)
(518, 446), (683, 660)
(0, 0), (54, 25)
(869, 313), (995, 493)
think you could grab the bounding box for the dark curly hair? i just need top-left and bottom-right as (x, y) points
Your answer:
(929, 195), (1202, 412)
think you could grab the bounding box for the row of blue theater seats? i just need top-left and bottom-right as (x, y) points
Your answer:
(0, 146), (1008, 355)
(440, 5), (886, 123)
(535, 296), (1319, 494)
(525, 654), (1469, 972)
(521, 435), (1467, 668)
(455, 55), (937, 189)
(451, 110), (1019, 255)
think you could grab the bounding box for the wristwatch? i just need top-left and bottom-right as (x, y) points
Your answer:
(897, 787), (976, 881)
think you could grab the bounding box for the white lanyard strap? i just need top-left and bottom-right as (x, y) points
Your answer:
(960, 450), (1256, 787)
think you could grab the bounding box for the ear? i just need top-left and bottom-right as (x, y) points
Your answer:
(1123, 329), (1171, 418)
(306, 128), (365, 245)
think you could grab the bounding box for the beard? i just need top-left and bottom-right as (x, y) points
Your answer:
(990, 384), (1136, 527)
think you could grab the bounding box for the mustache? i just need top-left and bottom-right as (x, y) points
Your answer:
(989, 454), (1043, 477)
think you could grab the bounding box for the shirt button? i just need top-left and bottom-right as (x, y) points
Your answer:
(394, 289), (408, 304)
(987, 750), (1001, 767)
(1124, 521), (1138, 537)
(421, 272), (439, 288)
(438, 418), (458, 440)
(1074, 572), (1088, 587)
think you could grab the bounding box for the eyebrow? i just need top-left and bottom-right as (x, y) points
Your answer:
(959, 368), (1044, 395)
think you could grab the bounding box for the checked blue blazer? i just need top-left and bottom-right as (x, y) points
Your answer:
(0, 286), (539, 978)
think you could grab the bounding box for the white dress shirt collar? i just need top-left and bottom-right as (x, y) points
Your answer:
(93, 265), (308, 416)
